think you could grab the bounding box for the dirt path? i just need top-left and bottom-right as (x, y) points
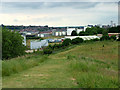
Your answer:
(2, 58), (77, 88)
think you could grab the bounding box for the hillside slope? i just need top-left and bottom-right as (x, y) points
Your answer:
(2, 41), (119, 88)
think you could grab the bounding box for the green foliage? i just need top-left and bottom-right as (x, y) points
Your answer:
(71, 30), (77, 36)
(2, 27), (26, 60)
(91, 38), (100, 41)
(69, 54), (118, 88)
(110, 35), (117, 40)
(43, 49), (52, 54)
(108, 26), (120, 33)
(71, 37), (83, 44)
(102, 29), (108, 35)
(100, 34), (110, 41)
(79, 31), (87, 36)
(2, 55), (48, 76)
(62, 39), (71, 46)
(80, 27), (107, 36)
(85, 27), (97, 35)
(76, 72), (118, 88)
(26, 37), (42, 39)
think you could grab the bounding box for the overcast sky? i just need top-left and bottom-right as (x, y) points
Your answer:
(0, 1), (119, 26)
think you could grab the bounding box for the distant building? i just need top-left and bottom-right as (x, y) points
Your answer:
(67, 26), (85, 36)
(38, 31), (52, 37)
(65, 36), (100, 40)
(30, 40), (48, 49)
(108, 33), (120, 39)
(52, 29), (67, 36)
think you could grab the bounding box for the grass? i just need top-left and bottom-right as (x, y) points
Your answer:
(2, 54), (48, 76)
(2, 41), (119, 88)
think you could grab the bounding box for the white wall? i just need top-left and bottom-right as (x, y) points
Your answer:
(67, 28), (75, 36)
(55, 32), (59, 36)
(40, 34), (45, 37)
(59, 32), (62, 36)
(62, 31), (66, 36)
(77, 29), (83, 34)
(30, 40), (48, 49)
(67, 27), (85, 36)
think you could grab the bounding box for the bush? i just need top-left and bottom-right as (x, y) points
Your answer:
(54, 44), (63, 49)
(26, 37), (41, 39)
(43, 49), (52, 54)
(62, 39), (72, 46)
(92, 38), (100, 41)
(71, 37), (84, 44)
(100, 34), (110, 41)
(2, 28), (26, 60)
(110, 35), (116, 40)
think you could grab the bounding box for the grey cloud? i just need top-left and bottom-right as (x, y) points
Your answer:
(2, 2), (99, 11)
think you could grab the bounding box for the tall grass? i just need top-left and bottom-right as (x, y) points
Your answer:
(2, 55), (48, 76)
(68, 55), (119, 88)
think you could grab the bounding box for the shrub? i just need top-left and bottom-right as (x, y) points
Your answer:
(100, 34), (110, 41)
(79, 31), (86, 36)
(62, 39), (72, 46)
(43, 49), (52, 54)
(110, 35), (116, 40)
(2, 28), (26, 60)
(92, 38), (100, 41)
(71, 37), (84, 44)
(26, 37), (41, 39)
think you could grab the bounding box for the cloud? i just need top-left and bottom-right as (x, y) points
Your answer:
(0, 2), (118, 26)
(2, 2), (98, 10)
(2, 0), (120, 2)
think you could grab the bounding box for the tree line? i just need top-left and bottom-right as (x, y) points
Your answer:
(71, 26), (120, 36)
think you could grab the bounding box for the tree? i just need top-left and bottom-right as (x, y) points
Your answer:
(79, 31), (85, 36)
(102, 29), (108, 36)
(100, 34), (110, 41)
(71, 37), (84, 44)
(71, 30), (77, 36)
(62, 39), (71, 46)
(2, 27), (26, 60)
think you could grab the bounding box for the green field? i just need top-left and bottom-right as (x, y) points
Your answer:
(2, 41), (119, 88)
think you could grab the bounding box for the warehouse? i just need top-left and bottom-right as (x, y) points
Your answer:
(67, 26), (87, 36)
(65, 36), (100, 40)
(52, 29), (67, 36)
(30, 39), (48, 49)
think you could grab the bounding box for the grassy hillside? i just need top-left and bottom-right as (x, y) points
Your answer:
(2, 41), (119, 88)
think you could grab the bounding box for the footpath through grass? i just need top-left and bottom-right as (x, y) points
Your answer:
(2, 41), (119, 88)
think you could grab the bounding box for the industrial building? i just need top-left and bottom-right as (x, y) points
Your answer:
(65, 36), (100, 40)
(67, 26), (87, 36)
(30, 40), (48, 49)
(52, 29), (67, 36)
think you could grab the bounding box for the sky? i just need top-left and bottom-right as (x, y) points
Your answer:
(0, 0), (119, 27)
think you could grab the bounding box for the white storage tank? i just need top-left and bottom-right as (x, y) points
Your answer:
(59, 32), (62, 36)
(55, 32), (59, 36)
